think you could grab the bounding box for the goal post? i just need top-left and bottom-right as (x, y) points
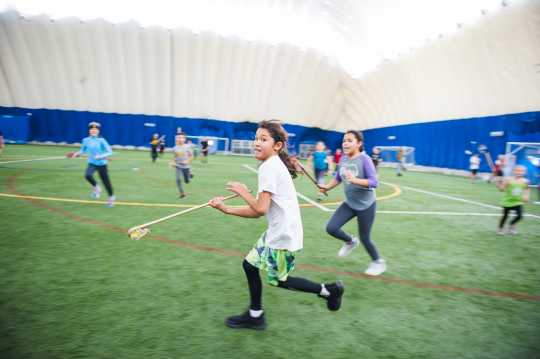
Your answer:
(375, 146), (416, 166)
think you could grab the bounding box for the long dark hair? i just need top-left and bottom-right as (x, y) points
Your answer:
(258, 120), (297, 178)
(345, 130), (364, 153)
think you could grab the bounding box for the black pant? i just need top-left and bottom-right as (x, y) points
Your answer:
(499, 205), (523, 228)
(242, 260), (321, 311)
(85, 164), (114, 196)
(326, 201), (379, 260)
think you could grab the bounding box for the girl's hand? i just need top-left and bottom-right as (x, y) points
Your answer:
(343, 169), (355, 183)
(209, 196), (227, 212)
(318, 184), (329, 194)
(226, 181), (250, 196)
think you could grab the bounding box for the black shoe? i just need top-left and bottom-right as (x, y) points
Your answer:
(179, 193), (186, 199)
(321, 281), (344, 311)
(225, 310), (267, 330)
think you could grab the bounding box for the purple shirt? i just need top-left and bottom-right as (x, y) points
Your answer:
(335, 152), (378, 210)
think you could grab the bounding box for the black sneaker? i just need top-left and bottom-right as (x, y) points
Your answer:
(225, 310), (267, 330)
(321, 281), (344, 311)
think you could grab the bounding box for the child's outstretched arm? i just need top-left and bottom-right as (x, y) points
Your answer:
(208, 196), (263, 218)
(226, 181), (271, 216)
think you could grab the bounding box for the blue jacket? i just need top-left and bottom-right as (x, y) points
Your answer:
(79, 136), (113, 166)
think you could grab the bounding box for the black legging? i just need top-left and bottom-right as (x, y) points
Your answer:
(85, 164), (114, 196)
(326, 201), (379, 261)
(242, 260), (321, 311)
(499, 205), (523, 228)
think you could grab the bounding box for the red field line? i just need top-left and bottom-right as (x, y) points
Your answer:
(6, 172), (540, 302)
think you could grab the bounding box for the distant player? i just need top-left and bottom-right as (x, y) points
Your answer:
(159, 135), (166, 156)
(69, 122), (115, 207)
(497, 165), (530, 235)
(319, 130), (386, 276)
(396, 147), (406, 176)
(0, 130), (4, 155)
(308, 141), (333, 201)
(170, 133), (193, 199)
(469, 153), (481, 182)
(200, 137), (209, 163)
(371, 147), (381, 171)
(150, 134), (159, 163)
(209, 120), (344, 331)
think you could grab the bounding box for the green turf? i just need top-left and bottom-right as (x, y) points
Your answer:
(1, 145), (539, 359)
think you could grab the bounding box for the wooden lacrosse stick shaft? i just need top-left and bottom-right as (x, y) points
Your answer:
(127, 193), (239, 234)
(296, 161), (328, 196)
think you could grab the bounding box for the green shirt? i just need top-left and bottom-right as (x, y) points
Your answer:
(501, 180), (528, 207)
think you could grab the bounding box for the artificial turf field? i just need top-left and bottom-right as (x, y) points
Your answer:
(1, 144), (539, 359)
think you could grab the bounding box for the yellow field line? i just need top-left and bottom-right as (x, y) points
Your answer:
(0, 182), (401, 209)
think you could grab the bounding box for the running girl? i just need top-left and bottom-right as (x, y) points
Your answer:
(497, 165), (530, 235)
(319, 130), (386, 276)
(170, 133), (193, 199)
(70, 122), (115, 207)
(209, 120), (344, 330)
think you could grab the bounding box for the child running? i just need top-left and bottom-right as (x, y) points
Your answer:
(497, 165), (530, 235)
(209, 120), (344, 331)
(308, 141), (332, 201)
(319, 130), (386, 276)
(150, 134), (159, 163)
(170, 133), (193, 199)
(70, 122), (115, 207)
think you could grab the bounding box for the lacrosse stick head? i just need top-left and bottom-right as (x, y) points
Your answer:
(128, 227), (150, 240)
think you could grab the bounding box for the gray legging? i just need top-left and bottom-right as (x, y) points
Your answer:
(175, 167), (191, 194)
(326, 201), (380, 261)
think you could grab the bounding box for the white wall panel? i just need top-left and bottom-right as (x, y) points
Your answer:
(1, 1), (538, 132)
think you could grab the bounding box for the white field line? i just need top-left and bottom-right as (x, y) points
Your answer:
(241, 164), (333, 212)
(0, 156), (67, 164)
(391, 182), (540, 220)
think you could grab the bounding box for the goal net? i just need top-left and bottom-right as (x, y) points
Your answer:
(230, 139), (254, 156)
(185, 136), (229, 155)
(504, 142), (540, 185)
(376, 146), (415, 166)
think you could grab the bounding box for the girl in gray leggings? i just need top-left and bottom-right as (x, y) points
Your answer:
(319, 130), (386, 276)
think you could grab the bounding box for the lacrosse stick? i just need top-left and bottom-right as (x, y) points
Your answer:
(128, 193), (239, 240)
(296, 161), (328, 196)
(478, 144), (495, 172)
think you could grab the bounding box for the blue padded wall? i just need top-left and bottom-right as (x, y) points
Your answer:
(363, 112), (540, 172)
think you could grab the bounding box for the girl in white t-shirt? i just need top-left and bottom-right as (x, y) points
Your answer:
(209, 120), (344, 331)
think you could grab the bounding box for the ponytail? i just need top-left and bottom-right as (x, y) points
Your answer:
(259, 119), (298, 179)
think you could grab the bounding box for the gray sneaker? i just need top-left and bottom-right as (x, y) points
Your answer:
(338, 236), (359, 257)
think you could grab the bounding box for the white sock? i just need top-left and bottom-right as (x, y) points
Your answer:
(320, 284), (330, 297)
(249, 309), (263, 318)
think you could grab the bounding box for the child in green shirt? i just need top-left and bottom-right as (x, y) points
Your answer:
(497, 165), (530, 235)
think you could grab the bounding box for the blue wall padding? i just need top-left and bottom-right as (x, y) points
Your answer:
(1, 107), (539, 172)
(0, 107), (344, 153)
(0, 114), (31, 142)
(362, 112), (540, 171)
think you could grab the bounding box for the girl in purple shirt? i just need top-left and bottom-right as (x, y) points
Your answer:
(319, 130), (386, 276)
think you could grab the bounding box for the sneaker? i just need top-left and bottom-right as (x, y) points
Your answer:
(107, 195), (115, 207)
(365, 259), (387, 276)
(91, 185), (101, 199)
(497, 229), (505, 235)
(179, 193), (186, 199)
(338, 236), (359, 257)
(319, 281), (345, 311)
(225, 310), (267, 330)
(508, 226), (517, 235)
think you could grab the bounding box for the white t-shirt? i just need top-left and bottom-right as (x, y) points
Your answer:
(470, 155), (481, 170)
(257, 155), (303, 251)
